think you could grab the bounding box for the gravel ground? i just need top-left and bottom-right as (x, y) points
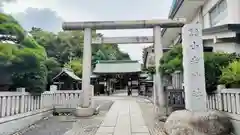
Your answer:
(17, 112), (108, 135)
(14, 100), (113, 135)
(17, 115), (75, 135)
(137, 97), (166, 135)
(63, 112), (106, 135)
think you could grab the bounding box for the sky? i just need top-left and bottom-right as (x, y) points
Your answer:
(1, 0), (172, 62)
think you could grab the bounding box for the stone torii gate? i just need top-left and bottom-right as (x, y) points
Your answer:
(62, 19), (207, 115)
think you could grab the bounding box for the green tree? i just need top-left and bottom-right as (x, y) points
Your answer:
(44, 57), (61, 84)
(0, 13), (47, 94)
(64, 58), (83, 77)
(30, 28), (130, 75)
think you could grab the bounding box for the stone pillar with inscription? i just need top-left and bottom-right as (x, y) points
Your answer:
(182, 24), (207, 111)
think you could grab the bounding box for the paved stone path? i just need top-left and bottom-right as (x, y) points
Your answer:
(112, 89), (139, 97)
(95, 98), (150, 135)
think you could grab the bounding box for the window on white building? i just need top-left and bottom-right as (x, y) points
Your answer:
(209, 0), (228, 27)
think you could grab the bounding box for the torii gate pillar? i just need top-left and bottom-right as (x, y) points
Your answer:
(153, 26), (165, 110)
(82, 28), (92, 108)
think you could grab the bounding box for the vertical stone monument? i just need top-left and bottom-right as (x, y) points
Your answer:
(182, 23), (207, 111)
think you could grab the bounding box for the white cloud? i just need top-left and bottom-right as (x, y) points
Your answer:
(2, 0), (172, 62)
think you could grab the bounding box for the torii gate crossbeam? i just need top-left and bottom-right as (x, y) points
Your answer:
(62, 19), (186, 30)
(62, 19), (187, 113)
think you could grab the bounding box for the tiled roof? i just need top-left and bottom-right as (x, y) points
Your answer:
(52, 68), (81, 81)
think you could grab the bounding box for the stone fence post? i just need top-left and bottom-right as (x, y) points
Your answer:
(217, 85), (225, 111)
(17, 88), (26, 113)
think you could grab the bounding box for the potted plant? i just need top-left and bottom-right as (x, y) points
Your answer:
(219, 60), (240, 88)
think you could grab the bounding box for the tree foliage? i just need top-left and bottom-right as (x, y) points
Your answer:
(0, 13), (47, 94)
(159, 45), (182, 75)
(219, 60), (240, 86)
(44, 57), (61, 84)
(30, 27), (130, 78)
(203, 52), (237, 91)
(64, 59), (83, 77)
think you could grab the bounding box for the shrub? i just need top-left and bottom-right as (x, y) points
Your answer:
(219, 60), (240, 87)
(204, 53), (237, 92)
(159, 45), (237, 93)
(159, 45), (182, 75)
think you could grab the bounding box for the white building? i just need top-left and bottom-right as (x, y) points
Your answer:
(162, 0), (240, 53)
